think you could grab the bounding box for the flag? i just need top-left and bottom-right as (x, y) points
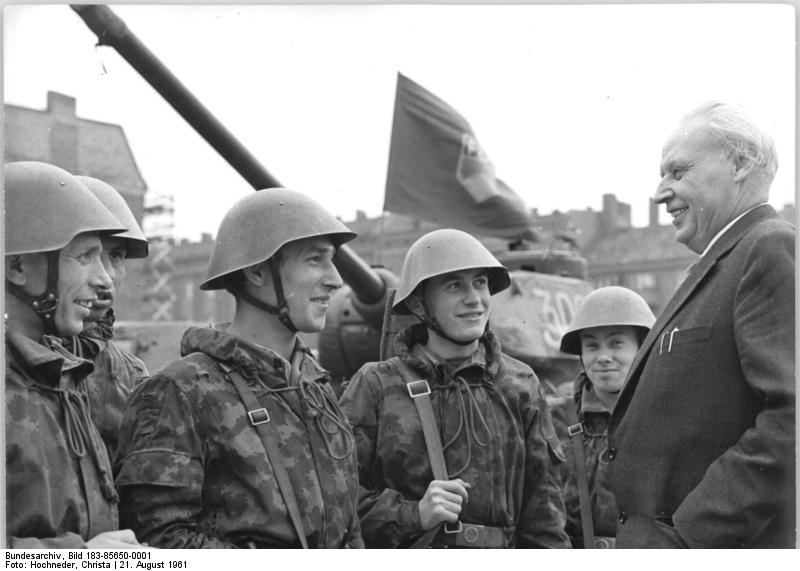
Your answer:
(384, 73), (540, 242)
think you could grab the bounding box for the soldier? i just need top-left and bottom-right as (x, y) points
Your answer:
(114, 189), (364, 548)
(550, 286), (655, 548)
(62, 176), (150, 457)
(4, 161), (142, 548)
(339, 228), (570, 548)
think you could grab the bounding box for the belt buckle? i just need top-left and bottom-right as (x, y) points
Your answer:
(460, 524), (480, 545)
(593, 537), (614, 549)
(407, 380), (431, 398)
(443, 521), (462, 534)
(567, 422), (584, 436)
(248, 408), (270, 425)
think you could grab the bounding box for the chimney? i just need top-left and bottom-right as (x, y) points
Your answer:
(47, 91), (77, 119)
(649, 198), (659, 227)
(47, 92), (79, 172)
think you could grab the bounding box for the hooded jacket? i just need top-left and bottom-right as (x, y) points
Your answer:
(551, 372), (618, 546)
(5, 331), (119, 548)
(114, 325), (363, 548)
(339, 324), (569, 548)
(65, 310), (149, 458)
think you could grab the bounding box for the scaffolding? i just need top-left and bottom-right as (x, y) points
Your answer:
(141, 191), (177, 320)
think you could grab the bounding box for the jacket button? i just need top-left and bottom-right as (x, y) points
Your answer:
(618, 512), (627, 524)
(607, 447), (617, 460)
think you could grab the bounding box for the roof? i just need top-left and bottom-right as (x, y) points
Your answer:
(4, 95), (147, 195)
(584, 224), (694, 265)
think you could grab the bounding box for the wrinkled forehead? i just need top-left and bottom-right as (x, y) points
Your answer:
(62, 231), (104, 253)
(661, 119), (723, 166)
(663, 118), (717, 154)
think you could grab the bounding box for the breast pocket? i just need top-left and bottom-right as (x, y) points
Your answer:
(656, 325), (712, 354)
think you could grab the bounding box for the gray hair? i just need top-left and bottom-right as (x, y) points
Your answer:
(683, 101), (778, 187)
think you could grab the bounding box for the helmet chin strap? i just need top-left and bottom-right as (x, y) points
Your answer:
(412, 296), (482, 347)
(235, 258), (297, 333)
(6, 250), (61, 336)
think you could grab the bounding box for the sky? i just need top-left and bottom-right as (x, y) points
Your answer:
(3, 2), (796, 242)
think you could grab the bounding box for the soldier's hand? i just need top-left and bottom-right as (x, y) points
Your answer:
(418, 479), (471, 530)
(86, 529), (150, 549)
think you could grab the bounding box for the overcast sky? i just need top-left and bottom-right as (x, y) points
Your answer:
(3, 3), (796, 242)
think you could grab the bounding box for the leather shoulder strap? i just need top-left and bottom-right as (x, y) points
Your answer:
(394, 358), (448, 481)
(218, 360), (309, 549)
(564, 398), (595, 549)
(393, 358), (452, 548)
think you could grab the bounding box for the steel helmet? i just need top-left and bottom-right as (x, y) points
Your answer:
(4, 161), (126, 335)
(200, 188), (356, 291)
(76, 176), (149, 258)
(5, 162), (126, 256)
(559, 286), (656, 355)
(393, 228), (510, 315)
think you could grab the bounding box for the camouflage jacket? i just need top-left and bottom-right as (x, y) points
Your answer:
(64, 310), (149, 458)
(339, 324), (570, 548)
(5, 330), (119, 549)
(550, 372), (618, 545)
(114, 326), (363, 549)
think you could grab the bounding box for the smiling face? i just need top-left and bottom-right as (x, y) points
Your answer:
(420, 268), (491, 345)
(273, 236), (343, 333)
(654, 119), (750, 254)
(54, 232), (114, 336)
(87, 235), (128, 323)
(580, 325), (639, 398)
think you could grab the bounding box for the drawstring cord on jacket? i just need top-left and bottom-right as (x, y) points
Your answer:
(291, 350), (354, 461)
(416, 344), (494, 477)
(32, 384), (119, 504)
(236, 349), (354, 461)
(436, 376), (493, 479)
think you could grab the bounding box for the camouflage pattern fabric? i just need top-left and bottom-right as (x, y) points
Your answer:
(5, 330), (119, 548)
(550, 372), (618, 546)
(114, 325), (363, 549)
(339, 324), (570, 548)
(65, 310), (149, 458)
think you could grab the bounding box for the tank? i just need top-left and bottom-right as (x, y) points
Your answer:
(73, 5), (594, 395)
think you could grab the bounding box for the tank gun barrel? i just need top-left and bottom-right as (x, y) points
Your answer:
(71, 4), (389, 306)
(71, 4), (279, 190)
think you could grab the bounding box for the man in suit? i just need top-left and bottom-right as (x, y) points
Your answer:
(608, 101), (795, 548)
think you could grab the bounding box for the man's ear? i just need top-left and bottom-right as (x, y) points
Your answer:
(242, 261), (269, 288)
(5, 254), (28, 286)
(732, 153), (756, 184)
(405, 291), (425, 315)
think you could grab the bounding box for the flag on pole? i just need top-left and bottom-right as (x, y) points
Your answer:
(384, 73), (540, 242)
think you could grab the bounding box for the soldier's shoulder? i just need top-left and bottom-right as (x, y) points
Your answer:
(139, 352), (224, 392)
(353, 358), (406, 384)
(494, 352), (543, 390)
(545, 396), (572, 423)
(497, 351), (534, 374)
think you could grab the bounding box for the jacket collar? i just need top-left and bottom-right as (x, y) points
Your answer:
(393, 323), (501, 384)
(572, 370), (612, 415)
(6, 329), (94, 388)
(180, 325), (328, 388)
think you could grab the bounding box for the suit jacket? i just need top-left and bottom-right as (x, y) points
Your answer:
(608, 204), (796, 548)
